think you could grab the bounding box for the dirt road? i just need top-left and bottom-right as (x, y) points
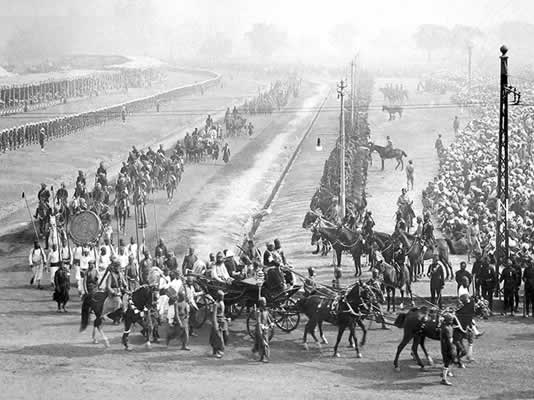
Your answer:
(0, 76), (533, 400)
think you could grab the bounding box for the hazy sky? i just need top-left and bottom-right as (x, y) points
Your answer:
(2, 0), (532, 33)
(1, 0), (533, 66)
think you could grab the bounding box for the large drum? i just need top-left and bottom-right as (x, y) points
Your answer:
(68, 210), (102, 246)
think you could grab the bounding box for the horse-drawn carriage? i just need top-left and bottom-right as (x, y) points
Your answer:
(191, 274), (301, 339)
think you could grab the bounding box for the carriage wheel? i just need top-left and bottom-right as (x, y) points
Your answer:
(190, 294), (209, 329)
(272, 298), (300, 333)
(228, 302), (245, 320)
(246, 310), (275, 340)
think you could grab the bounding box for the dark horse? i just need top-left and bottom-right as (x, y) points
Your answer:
(392, 299), (490, 371)
(394, 231), (453, 281)
(382, 105), (403, 120)
(298, 283), (378, 358)
(121, 285), (161, 351)
(307, 216), (365, 277)
(80, 286), (156, 349)
(369, 143), (407, 171)
(374, 257), (413, 312)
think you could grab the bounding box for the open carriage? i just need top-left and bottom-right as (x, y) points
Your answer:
(191, 273), (301, 339)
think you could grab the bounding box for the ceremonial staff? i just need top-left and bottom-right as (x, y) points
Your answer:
(21, 192), (40, 244)
(50, 186), (61, 247)
(153, 195), (159, 247)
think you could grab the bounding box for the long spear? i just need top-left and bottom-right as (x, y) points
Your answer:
(22, 192), (40, 243)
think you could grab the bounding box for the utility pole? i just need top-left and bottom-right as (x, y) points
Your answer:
(350, 59), (355, 132)
(496, 45), (520, 279)
(337, 80), (346, 221)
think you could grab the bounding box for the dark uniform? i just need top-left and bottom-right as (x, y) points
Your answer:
(523, 261), (534, 316)
(427, 260), (445, 308)
(500, 263), (517, 315)
(479, 262), (497, 310)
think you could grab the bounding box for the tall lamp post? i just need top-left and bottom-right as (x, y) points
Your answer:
(337, 80), (346, 222)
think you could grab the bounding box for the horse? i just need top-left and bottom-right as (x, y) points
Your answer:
(394, 231), (453, 281)
(382, 105), (403, 120)
(374, 257), (413, 312)
(310, 221), (365, 277)
(398, 203), (415, 232)
(298, 283), (373, 358)
(369, 143), (407, 171)
(392, 298), (491, 371)
(121, 286), (161, 351)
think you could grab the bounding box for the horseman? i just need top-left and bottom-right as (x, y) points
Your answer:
(422, 212), (436, 255)
(37, 183), (51, 204)
(102, 257), (126, 323)
(362, 210), (375, 241)
(97, 161), (107, 178)
(385, 136), (393, 157)
(76, 170), (86, 189)
(56, 182), (68, 206)
(396, 188), (414, 228)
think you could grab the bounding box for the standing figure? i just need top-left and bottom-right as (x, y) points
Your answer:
(439, 313), (456, 386)
(53, 262), (70, 312)
(427, 255), (445, 308)
(39, 127), (46, 152)
(222, 143), (231, 164)
(209, 290), (228, 358)
(167, 291), (191, 351)
(252, 297), (274, 362)
(453, 116), (460, 135)
(29, 241), (46, 289)
(500, 260), (517, 316)
(405, 160), (414, 191)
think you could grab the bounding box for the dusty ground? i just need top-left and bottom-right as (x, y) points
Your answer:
(0, 75), (533, 400)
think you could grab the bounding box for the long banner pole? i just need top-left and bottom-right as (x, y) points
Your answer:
(22, 192), (40, 243)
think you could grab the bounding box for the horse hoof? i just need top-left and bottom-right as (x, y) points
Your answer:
(356, 352), (362, 359)
(92, 338), (99, 344)
(104, 341), (110, 348)
(321, 338), (328, 345)
(302, 343), (309, 351)
(145, 342), (152, 349)
(394, 366), (401, 372)
(333, 352), (341, 358)
(347, 343), (355, 349)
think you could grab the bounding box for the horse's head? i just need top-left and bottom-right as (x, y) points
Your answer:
(302, 210), (319, 229)
(310, 227), (322, 246)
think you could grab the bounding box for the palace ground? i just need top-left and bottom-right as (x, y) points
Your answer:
(0, 75), (533, 400)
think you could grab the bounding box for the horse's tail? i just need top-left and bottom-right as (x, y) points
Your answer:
(394, 312), (407, 328)
(402, 150), (407, 157)
(80, 295), (91, 332)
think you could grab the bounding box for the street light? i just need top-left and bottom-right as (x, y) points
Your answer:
(315, 137), (323, 151)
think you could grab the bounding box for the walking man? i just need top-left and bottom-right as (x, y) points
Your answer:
(427, 255), (445, 308)
(406, 160), (414, 191)
(29, 241), (46, 289)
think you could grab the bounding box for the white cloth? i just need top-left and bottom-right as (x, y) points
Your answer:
(458, 285), (470, 297)
(127, 243), (138, 259)
(211, 262), (230, 282)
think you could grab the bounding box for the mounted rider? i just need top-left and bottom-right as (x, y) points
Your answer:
(396, 188), (414, 228)
(422, 212), (436, 255)
(38, 183), (51, 204)
(362, 210), (375, 241)
(56, 183), (68, 207)
(385, 136), (393, 157)
(97, 161), (107, 178)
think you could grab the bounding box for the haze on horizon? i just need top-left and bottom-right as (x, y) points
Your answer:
(1, 0), (533, 72)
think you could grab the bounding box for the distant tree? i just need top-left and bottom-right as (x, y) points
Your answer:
(413, 24), (451, 61)
(245, 23), (287, 58)
(329, 23), (358, 52)
(450, 25), (483, 48)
